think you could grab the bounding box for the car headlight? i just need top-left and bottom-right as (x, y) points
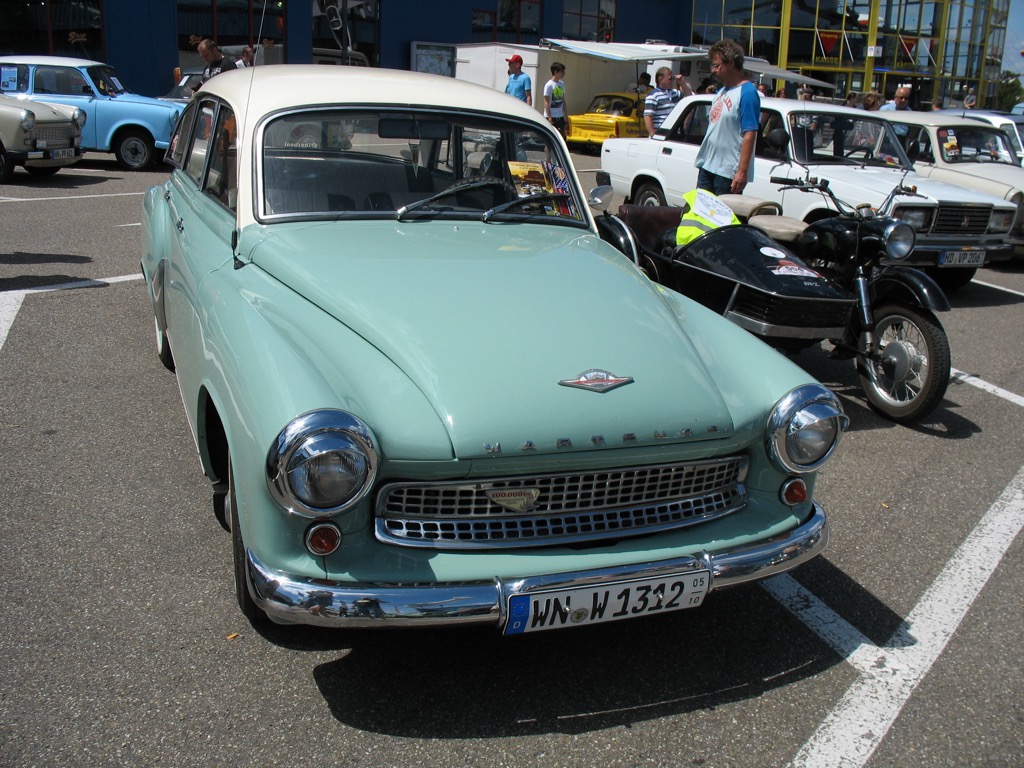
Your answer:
(169, 108), (180, 127)
(266, 410), (378, 518)
(988, 208), (1015, 233)
(767, 385), (848, 475)
(892, 206), (932, 232)
(20, 109), (35, 131)
(883, 220), (915, 260)
(72, 108), (86, 128)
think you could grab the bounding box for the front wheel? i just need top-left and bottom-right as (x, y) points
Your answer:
(857, 303), (950, 423)
(114, 128), (155, 170)
(633, 182), (666, 206)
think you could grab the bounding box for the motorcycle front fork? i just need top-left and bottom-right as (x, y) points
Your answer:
(854, 273), (875, 354)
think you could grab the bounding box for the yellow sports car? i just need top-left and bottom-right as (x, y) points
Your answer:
(566, 91), (645, 150)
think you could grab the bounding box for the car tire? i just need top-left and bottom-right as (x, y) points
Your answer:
(114, 129), (155, 170)
(0, 143), (14, 182)
(926, 267), (976, 292)
(634, 182), (666, 206)
(24, 166), (61, 177)
(153, 317), (174, 371)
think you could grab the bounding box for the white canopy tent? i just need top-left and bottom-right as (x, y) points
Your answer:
(538, 38), (835, 91)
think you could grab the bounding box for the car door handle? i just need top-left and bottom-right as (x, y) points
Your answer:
(164, 190), (171, 201)
(175, 218), (184, 232)
(661, 146), (672, 154)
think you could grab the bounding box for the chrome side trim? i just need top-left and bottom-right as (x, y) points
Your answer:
(246, 503), (828, 628)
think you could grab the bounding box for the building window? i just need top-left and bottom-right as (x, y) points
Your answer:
(562, 0), (616, 42)
(472, 10), (497, 42)
(497, 0), (541, 44)
(0, 0), (104, 60)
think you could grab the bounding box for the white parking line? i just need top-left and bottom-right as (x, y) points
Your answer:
(973, 279), (1024, 299)
(0, 273), (142, 354)
(0, 191), (144, 203)
(951, 369), (1024, 408)
(778, 464), (1024, 768)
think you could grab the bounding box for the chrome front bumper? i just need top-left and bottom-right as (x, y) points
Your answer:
(247, 503), (828, 629)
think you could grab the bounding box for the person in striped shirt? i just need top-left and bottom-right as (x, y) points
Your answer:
(644, 67), (691, 136)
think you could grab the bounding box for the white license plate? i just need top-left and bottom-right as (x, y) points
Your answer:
(939, 249), (985, 267)
(49, 148), (76, 159)
(504, 570), (710, 634)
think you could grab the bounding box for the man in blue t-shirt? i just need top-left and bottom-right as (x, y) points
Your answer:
(694, 39), (760, 196)
(504, 54), (532, 107)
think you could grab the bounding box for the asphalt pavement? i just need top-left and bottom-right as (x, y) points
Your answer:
(1, 153), (1022, 768)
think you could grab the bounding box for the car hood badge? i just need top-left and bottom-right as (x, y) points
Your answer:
(485, 488), (541, 512)
(559, 369), (634, 393)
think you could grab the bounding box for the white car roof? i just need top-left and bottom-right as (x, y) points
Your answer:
(873, 110), (1003, 130)
(198, 65), (547, 132)
(0, 55), (104, 68)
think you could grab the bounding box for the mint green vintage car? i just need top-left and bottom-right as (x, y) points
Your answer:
(141, 66), (846, 633)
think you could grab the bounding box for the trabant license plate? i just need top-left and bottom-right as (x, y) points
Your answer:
(504, 570), (710, 634)
(49, 148), (76, 159)
(939, 249), (985, 267)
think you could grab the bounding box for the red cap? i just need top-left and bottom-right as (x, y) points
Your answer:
(506, 54), (524, 65)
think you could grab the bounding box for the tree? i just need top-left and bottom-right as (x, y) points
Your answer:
(994, 71), (1024, 111)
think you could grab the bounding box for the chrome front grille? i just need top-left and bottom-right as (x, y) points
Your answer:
(375, 457), (748, 549)
(931, 205), (991, 236)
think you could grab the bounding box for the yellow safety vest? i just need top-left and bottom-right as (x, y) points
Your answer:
(676, 189), (740, 246)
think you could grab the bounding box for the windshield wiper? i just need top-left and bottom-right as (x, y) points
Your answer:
(482, 192), (571, 222)
(396, 179), (511, 221)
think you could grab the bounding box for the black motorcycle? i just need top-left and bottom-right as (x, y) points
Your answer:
(591, 177), (952, 424)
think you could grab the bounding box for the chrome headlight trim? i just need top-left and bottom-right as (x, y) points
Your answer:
(266, 409), (378, 518)
(767, 384), (848, 475)
(883, 220), (915, 260)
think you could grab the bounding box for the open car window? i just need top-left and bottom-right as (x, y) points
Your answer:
(258, 108), (585, 225)
(787, 114), (910, 167)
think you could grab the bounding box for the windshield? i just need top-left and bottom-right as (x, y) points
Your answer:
(787, 113), (910, 168)
(259, 108), (585, 225)
(86, 66), (129, 95)
(929, 126), (1016, 164)
(585, 94), (638, 117)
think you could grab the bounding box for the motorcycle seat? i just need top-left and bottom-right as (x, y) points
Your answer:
(716, 194), (783, 222)
(748, 214), (808, 243)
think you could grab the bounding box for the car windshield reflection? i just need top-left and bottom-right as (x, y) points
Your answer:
(259, 108), (584, 224)
(787, 114), (910, 167)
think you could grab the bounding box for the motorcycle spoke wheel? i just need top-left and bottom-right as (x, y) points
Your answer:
(858, 303), (950, 424)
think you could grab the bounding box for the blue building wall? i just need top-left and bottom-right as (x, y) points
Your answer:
(99, 0), (692, 96)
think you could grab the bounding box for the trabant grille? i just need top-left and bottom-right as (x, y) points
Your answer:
(33, 126), (75, 148)
(931, 205), (991, 236)
(375, 457), (747, 549)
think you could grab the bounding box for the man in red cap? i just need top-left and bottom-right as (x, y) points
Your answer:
(505, 53), (532, 106)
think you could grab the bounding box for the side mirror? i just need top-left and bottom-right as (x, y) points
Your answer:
(767, 128), (791, 150)
(588, 185), (614, 212)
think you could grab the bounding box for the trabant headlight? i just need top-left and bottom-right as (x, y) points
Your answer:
(892, 206), (932, 232)
(19, 109), (35, 132)
(988, 208), (1015, 234)
(72, 108), (86, 128)
(266, 410), (378, 518)
(767, 385), (848, 475)
(883, 220), (915, 260)
(169, 108), (180, 127)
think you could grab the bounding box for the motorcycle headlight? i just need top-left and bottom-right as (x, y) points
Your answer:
(266, 410), (378, 518)
(893, 206), (932, 232)
(883, 220), (915, 260)
(19, 109), (35, 132)
(988, 208), (1015, 233)
(767, 385), (848, 475)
